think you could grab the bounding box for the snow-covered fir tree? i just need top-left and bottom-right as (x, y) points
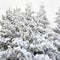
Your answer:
(0, 4), (60, 60)
(36, 5), (49, 28)
(53, 7), (60, 53)
(54, 7), (60, 33)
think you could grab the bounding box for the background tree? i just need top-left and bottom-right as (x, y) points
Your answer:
(54, 7), (60, 34)
(36, 5), (49, 28)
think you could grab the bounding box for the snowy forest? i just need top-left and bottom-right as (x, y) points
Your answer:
(0, 3), (60, 60)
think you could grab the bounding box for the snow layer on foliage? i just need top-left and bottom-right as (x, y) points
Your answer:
(0, 4), (60, 60)
(33, 54), (52, 60)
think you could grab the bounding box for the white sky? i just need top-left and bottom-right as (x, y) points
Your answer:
(0, 0), (60, 28)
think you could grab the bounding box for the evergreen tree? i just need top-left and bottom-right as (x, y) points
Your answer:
(54, 7), (60, 33)
(36, 5), (49, 28)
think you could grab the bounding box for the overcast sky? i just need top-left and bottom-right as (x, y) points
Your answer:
(0, 0), (60, 28)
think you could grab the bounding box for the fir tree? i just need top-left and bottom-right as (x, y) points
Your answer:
(54, 7), (60, 33)
(36, 5), (49, 28)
